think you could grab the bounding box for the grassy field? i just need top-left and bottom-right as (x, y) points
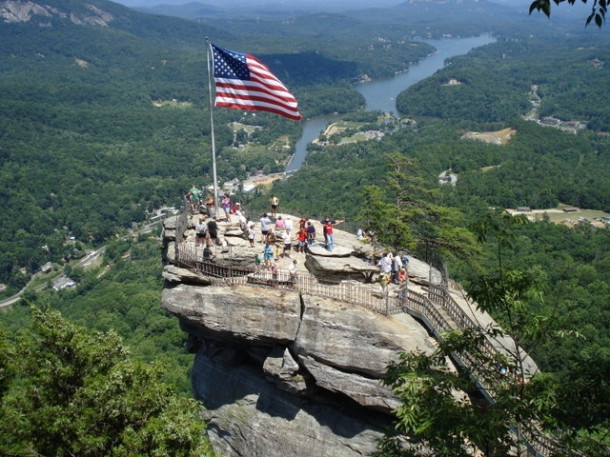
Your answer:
(508, 205), (610, 227)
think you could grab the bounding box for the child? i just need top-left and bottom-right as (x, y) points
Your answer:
(379, 273), (390, 298)
(263, 243), (274, 267)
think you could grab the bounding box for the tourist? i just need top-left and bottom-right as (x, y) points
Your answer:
(195, 215), (207, 246)
(275, 215), (286, 234)
(298, 216), (308, 231)
(269, 194), (280, 216)
(221, 193), (232, 221)
(321, 216), (342, 252)
(392, 253), (403, 284)
(207, 218), (219, 246)
(203, 242), (214, 261)
(398, 268), (407, 283)
(289, 259), (298, 284)
(205, 195), (215, 217)
(247, 220), (255, 247)
(356, 227), (364, 241)
(282, 231), (292, 258)
(263, 242), (274, 267)
(297, 227), (307, 253)
(260, 213), (271, 243)
(306, 221), (316, 245)
(284, 217), (294, 237)
(377, 252), (392, 277)
(379, 272), (390, 298)
(189, 184), (200, 213)
(270, 260), (279, 285)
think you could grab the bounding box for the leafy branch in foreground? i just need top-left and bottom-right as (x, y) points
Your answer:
(375, 323), (560, 457)
(0, 307), (213, 457)
(375, 209), (604, 456)
(529, 0), (608, 27)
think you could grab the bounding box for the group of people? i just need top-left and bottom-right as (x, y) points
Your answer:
(192, 194), (410, 297)
(376, 251), (409, 297)
(186, 184), (243, 223)
(194, 214), (228, 259)
(255, 246), (299, 286)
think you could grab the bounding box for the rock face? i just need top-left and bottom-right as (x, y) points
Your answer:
(0, 0), (114, 26)
(160, 212), (441, 457)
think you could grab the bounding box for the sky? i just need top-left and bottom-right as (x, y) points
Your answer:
(114, 0), (531, 9)
(111, 0), (592, 20)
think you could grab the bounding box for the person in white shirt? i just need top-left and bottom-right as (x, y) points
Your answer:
(288, 259), (298, 284)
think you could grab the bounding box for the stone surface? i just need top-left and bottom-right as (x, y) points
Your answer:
(193, 349), (386, 457)
(162, 264), (212, 285)
(161, 283), (301, 344)
(305, 253), (378, 279)
(300, 355), (401, 413)
(293, 294), (437, 378)
(262, 346), (308, 394)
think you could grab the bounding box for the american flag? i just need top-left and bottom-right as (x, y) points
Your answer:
(211, 43), (302, 121)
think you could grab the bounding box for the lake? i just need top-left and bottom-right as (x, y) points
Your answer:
(285, 34), (496, 173)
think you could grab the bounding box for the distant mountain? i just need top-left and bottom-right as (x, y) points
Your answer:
(0, 0), (229, 44)
(123, 0), (403, 17)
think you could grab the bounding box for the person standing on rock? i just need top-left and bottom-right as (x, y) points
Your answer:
(263, 242), (274, 267)
(297, 226), (307, 253)
(275, 215), (286, 235)
(306, 221), (316, 245)
(284, 217), (294, 237)
(269, 194), (280, 217)
(377, 252), (392, 278)
(392, 253), (403, 284)
(260, 213), (271, 243)
(321, 216), (337, 251)
(207, 218), (219, 247)
(221, 193), (232, 222)
(282, 230), (293, 258)
(195, 215), (207, 248)
(379, 272), (390, 298)
(247, 220), (256, 247)
(289, 259), (298, 284)
(189, 184), (200, 213)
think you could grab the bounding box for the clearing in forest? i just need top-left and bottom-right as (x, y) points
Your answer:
(461, 127), (516, 145)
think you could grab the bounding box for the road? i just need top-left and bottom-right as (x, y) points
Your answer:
(0, 246), (106, 310)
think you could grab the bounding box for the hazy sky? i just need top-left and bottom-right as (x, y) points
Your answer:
(111, 0), (590, 18)
(114, 0), (531, 9)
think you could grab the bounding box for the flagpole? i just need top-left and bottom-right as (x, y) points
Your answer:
(205, 37), (219, 216)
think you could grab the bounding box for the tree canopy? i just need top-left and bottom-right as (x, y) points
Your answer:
(0, 307), (213, 457)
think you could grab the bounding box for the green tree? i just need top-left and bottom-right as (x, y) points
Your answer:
(0, 308), (213, 457)
(358, 154), (479, 261)
(375, 210), (595, 457)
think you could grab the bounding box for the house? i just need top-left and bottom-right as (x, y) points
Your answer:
(52, 275), (76, 291)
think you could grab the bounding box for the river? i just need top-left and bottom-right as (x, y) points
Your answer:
(285, 34), (496, 173)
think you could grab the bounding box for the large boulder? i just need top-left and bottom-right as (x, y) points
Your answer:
(292, 294), (437, 378)
(300, 355), (400, 413)
(161, 283), (301, 344)
(304, 253), (378, 281)
(193, 348), (386, 457)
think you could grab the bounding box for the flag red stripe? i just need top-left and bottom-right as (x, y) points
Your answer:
(216, 101), (302, 121)
(215, 81), (298, 105)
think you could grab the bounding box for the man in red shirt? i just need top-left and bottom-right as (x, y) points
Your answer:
(322, 216), (342, 252)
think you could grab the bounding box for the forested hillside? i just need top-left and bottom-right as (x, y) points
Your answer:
(3, 0), (425, 292)
(1, 0), (610, 453)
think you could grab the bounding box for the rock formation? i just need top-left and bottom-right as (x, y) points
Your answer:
(160, 210), (535, 457)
